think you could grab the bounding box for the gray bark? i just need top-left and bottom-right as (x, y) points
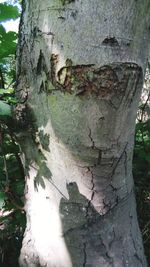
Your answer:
(15, 0), (150, 266)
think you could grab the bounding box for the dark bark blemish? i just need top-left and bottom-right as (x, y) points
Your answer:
(71, 10), (78, 19)
(126, 41), (130, 46)
(61, 0), (75, 5)
(32, 26), (39, 38)
(37, 51), (43, 74)
(36, 51), (52, 93)
(36, 50), (47, 75)
(102, 37), (119, 47)
(58, 16), (66, 20)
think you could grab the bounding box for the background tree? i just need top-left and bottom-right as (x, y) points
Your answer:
(133, 63), (150, 265)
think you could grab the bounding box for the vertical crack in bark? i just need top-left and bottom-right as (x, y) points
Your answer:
(97, 149), (102, 165)
(86, 128), (96, 216)
(86, 167), (95, 220)
(109, 227), (116, 249)
(83, 166), (95, 266)
(103, 183), (119, 212)
(83, 242), (87, 267)
(88, 127), (95, 148)
(90, 168), (95, 202)
(100, 236), (114, 266)
(110, 142), (128, 180)
(124, 147), (129, 194)
(124, 148), (127, 176)
(88, 127), (102, 166)
(129, 213), (144, 266)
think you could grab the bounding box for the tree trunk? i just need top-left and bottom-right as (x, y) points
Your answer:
(16, 0), (150, 266)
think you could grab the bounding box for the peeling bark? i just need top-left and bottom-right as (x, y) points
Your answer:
(16, 0), (150, 266)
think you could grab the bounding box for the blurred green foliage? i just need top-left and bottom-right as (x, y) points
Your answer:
(0, 25), (18, 61)
(0, 2), (25, 266)
(0, 3), (19, 22)
(0, 124), (25, 267)
(133, 84), (150, 264)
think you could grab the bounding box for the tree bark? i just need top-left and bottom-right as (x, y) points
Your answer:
(16, 0), (150, 266)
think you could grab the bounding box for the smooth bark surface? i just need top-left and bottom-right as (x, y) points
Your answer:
(15, 0), (150, 266)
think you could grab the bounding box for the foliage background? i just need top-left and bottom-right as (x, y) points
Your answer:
(0, 1), (149, 266)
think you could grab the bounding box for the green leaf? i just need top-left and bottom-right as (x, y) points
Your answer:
(144, 154), (150, 163)
(0, 100), (12, 117)
(0, 88), (17, 105)
(0, 88), (14, 95)
(1, 141), (19, 155)
(0, 25), (17, 61)
(12, 181), (24, 196)
(0, 3), (20, 22)
(0, 191), (6, 209)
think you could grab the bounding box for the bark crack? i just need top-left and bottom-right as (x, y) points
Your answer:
(99, 236), (114, 265)
(129, 214), (144, 266)
(83, 242), (87, 267)
(108, 99), (118, 110)
(88, 127), (95, 148)
(97, 149), (102, 165)
(89, 168), (95, 202)
(86, 167), (95, 219)
(124, 148), (127, 176)
(110, 142), (128, 180)
(88, 127), (102, 166)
